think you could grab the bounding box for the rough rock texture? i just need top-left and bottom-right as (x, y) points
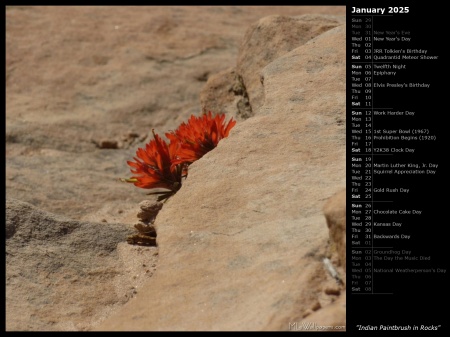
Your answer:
(6, 6), (344, 220)
(323, 189), (347, 272)
(237, 14), (345, 115)
(6, 6), (346, 331)
(5, 198), (158, 331)
(200, 14), (346, 120)
(96, 24), (346, 331)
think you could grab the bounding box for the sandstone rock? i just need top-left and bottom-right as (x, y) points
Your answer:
(127, 201), (163, 246)
(294, 291), (346, 331)
(323, 188), (346, 271)
(138, 200), (163, 215)
(96, 24), (346, 331)
(6, 6), (343, 221)
(199, 67), (242, 118)
(95, 139), (121, 149)
(324, 285), (341, 296)
(5, 198), (156, 331)
(200, 14), (345, 122)
(237, 14), (345, 114)
(6, 6), (346, 331)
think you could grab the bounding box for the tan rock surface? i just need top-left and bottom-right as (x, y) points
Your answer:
(96, 24), (346, 331)
(323, 188), (347, 272)
(200, 14), (345, 121)
(6, 6), (346, 331)
(237, 14), (345, 114)
(5, 198), (158, 331)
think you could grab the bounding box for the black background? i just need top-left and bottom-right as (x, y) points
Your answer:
(347, 1), (447, 334)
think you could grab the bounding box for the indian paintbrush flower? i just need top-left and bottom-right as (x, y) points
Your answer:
(122, 130), (185, 201)
(168, 111), (236, 166)
(122, 112), (235, 201)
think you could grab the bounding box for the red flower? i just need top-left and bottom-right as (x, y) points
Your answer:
(169, 111), (236, 166)
(125, 130), (185, 199)
(122, 112), (235, 201)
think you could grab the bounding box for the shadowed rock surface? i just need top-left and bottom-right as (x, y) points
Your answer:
(6, 198), (159, 331)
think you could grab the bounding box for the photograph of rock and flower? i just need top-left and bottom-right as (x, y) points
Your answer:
(6, 6), (346, 331)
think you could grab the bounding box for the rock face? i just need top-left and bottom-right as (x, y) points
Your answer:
(6, 198), (158, 331)
(6, 6), (346, 331)
(97, 22), (346, 331)
(323, 189), (347, 272)
(200, 14), (345, 120)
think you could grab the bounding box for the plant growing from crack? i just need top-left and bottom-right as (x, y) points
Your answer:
(121, 111), (235, 245)
(122, 111), (236, 202)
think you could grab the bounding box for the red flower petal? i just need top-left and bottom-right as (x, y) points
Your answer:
(126, 130), (182, 192)
(169, 111), (235, 165)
